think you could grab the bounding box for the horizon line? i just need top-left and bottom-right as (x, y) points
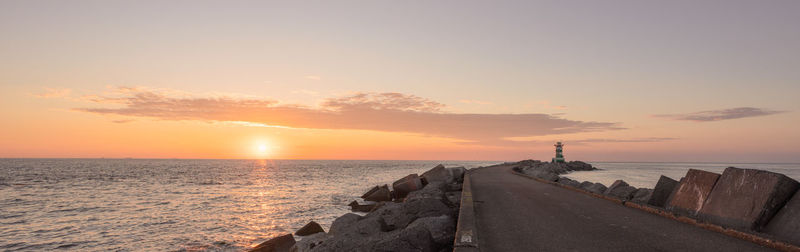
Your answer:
(1, 157), (798, 165)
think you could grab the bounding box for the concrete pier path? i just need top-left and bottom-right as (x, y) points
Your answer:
(468, 164), (775, 251)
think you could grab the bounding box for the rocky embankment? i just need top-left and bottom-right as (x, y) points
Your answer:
(513, 160), (652, 204)
(512, 160), (800, 249)
(249, 165), (466, 252)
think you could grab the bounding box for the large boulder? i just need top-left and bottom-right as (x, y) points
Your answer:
(609, 186), (638, 200)
(665, 169), (720, 217)
(764, 191), (800, 246)
(405, 182), (446, 202)
(421, 164), (453, 184)
(605, 180), (637, 200)
(348, 201), (377, 213)
(329, 213), (361, 235)
(447, 167), (467, 183)
(647, 176), (679, 207)
(370, 221), (436, 252)
(363, 184), (392, 202)
(445, 191), (462, 206)
(295, 221), (325, 236)
(371, 215), (455, 252)
(630, 188), (653, 204)
(402, 197), (454, 220)
(698, 167), (800, 231)
(565, 161), (595, 171)
(581, 182), (607, 194)
(392, 174), (424, 199)
(522, 169), (559, 182)
(366, 202), (416, 231)
(361, 186), (380, 199)
(290, 232), (329, 252)
(249, 233), (295, 252)
(557, 177), (581, 188)
(604, 180), (629, 194)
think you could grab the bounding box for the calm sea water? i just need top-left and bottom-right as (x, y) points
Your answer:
(3, 160), (799, 251)
(0, 159), (497, 251)
(566, 162), (800, 188)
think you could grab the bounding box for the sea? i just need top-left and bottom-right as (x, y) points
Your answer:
(1, 159), (799, 251)
(0, 159), (496, 251)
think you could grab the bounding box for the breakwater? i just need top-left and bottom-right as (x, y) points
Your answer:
(512, 160), (800, 251)
(249, 165), (466, 252)
(248, 159), (800, 251)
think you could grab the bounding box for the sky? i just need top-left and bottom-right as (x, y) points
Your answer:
(1, 0), (799, 162)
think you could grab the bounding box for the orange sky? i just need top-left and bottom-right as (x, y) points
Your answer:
(1, 1), (799, 162)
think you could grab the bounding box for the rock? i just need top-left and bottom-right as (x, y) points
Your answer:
(361, 186), (380, 199)
(630, 188), (653, 204)
(557, 177), (581, 188)
(249, 233), (295, 252)
(392, 174), (424, 199)
(604, 180), (637, 200)
(647, 176), (679, 207)
(347, 215), (389, 236)
(348, 200), (359, 208)
(608, 186), (638, 200)
(367, 202), (416, 231)
(290, 232), (329, 252)
(295, 221), (325, 236)
(445, 191), (462, 206)
(579, 181), (593, 189)
(421, 165), (453, 184)
(698, 167), (800, 231)
(522, 169), (559, 182)
(408, 215), (456, 246)
(764, 191), (800, 246)
(329, 213), (361, 235)
(405, 182), (446, 202)
(565, 161), (595, 171)
(364, 184), (392, 202)
(445, 182), (463, 192)
(351, 203), (378, 213)
(582, 182), (608, 194)
(665, 169), (720, 217)
(447, 167), (467, 183)
(370, 215), (455, 252)
(371, 219), (436, 252)
(604, 180), (630, 195)
(402, 198), (454, 221)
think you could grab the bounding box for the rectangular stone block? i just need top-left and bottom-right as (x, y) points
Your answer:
(698, 167), (800, 231)
(647, 175), (679, 207)
(665, 169), (720, 217)
(765, 191), (800, 246)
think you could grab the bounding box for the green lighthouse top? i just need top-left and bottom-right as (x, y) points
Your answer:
(552, 142), (565, 163)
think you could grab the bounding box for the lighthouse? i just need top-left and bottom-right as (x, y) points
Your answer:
(552, 142), (565, 163)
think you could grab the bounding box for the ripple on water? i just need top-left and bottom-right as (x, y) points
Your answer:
(0, 159), (499, 251)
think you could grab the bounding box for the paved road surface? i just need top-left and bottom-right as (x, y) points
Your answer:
(470, 164), (774, 252)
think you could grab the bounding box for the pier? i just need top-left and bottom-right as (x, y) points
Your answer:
(455, 164), (776, 251)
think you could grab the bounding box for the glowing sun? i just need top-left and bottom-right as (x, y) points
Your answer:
(253, 141), (273, 158)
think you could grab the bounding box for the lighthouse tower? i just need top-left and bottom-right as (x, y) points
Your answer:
(552, 142), (565, 163)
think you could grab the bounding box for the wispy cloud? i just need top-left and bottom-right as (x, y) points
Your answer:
(502, 137), (676, 145)
(570, 137), (678, 143)
(34, 88), (71, 98)
(654, 107), (785, 122)
(73, 87), (623, 145)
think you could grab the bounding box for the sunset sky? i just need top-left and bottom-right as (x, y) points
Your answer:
(1, 0), (798, 162)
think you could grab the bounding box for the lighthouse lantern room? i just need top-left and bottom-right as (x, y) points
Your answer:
(552, 142), (565, 163)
